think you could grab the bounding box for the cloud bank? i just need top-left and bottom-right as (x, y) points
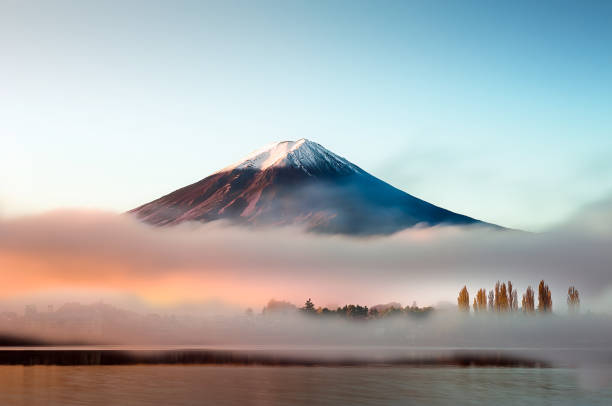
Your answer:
(0, 197), (611, 312)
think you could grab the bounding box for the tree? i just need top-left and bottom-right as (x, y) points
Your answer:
(538, 280), (552, 313)
(262, 299), (297, 315)
(457, 286), (470, 312)
(511, 290), (518, 312)
(405, 305), (434, 317)
(567, 286), (580, 313)
(474, 289), (487, 312)
(494, 281), (509, 312)
(494, 281), (501, 312)
(522, 286), (535, 313)
(339, 304), (368, 319)
(488, 290), (495, 311)
(508, 281), (515, 311)
(380, 306), (403, 318)
(318, 307), (334, 316)
(301, 298), (316, 314)
(499, 282), (509, 311)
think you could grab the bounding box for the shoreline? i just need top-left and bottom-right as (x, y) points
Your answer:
(0, 348), (551, 367)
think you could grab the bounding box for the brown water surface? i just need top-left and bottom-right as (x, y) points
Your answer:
(0, 365), (610, 405)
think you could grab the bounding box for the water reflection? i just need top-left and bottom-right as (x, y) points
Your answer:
(0, 366), (610, 406)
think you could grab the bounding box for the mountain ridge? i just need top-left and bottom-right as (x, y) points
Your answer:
(129, 139), (501, 234)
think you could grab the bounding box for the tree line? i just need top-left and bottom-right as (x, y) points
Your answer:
(262, 298), (433, 319)
(458, 281), (580, 314)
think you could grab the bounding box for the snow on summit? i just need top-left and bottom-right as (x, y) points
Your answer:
(131, 138), (494, 233)
(219, 139), (363, 175)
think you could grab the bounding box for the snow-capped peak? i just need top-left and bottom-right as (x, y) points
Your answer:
(219, 138), (363, 175)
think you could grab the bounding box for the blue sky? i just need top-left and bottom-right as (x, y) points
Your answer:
(1, 0), (611, 231)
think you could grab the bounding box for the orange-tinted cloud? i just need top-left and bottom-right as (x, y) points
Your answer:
(1, 204), (612, 312)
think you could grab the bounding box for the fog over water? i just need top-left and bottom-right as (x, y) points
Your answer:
(1, 198), (612, 391)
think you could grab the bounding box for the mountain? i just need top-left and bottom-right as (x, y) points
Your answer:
(129, 139), (498, 234)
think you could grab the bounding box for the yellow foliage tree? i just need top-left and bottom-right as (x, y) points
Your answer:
(538, 280), (552, 313)
(508, 281), (516, 311)
(457, 286), (470, 312)
(475, 289), (487, 312)
(494, 281), (509, 312)
(499, 282), (509, 311)
(522, 286), (535, 313)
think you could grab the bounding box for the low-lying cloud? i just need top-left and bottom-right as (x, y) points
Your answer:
(1, 197), (611, 312)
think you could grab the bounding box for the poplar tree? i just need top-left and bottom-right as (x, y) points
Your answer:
(522, 286), (535, 313)
(494, 281), (509, 312)
(499, 282), (509, 311)
(475, 289), (487, 312)
(494, 281), (501, 312)
(567, 286), (580, 313)
(511, 290), (518, 312)
(457, 286), (470, 312)
(537, 280), (552, 313)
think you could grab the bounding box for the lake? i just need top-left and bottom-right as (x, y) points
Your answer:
(0, 365), (610, 405)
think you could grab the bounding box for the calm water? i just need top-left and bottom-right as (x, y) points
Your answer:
(0, 366), (610, 405)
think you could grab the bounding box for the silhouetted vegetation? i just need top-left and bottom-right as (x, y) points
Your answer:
(300, 298), (316, 314)
(262, 299), (297, 315)
(336, 304), (369, 319)
(265, 299), (433, 320)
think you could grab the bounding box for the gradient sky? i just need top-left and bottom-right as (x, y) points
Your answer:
(1, 0), (611, 231)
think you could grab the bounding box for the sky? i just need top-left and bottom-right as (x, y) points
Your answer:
(1, 0), (611, 231)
